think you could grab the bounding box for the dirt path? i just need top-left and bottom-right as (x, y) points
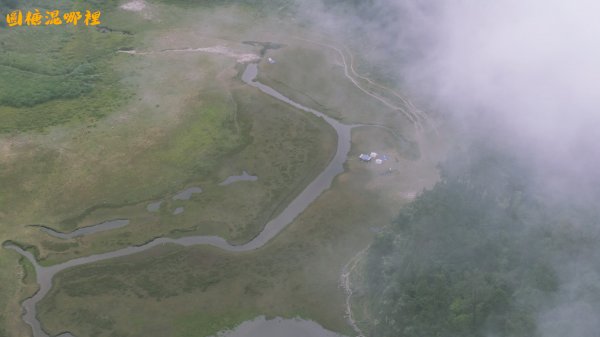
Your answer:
(293, 37), (429, 134)
(343, 46), (438, 136)
(340, 248), (368, 337)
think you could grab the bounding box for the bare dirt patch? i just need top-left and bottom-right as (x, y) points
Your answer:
(120, 0), (146, 12)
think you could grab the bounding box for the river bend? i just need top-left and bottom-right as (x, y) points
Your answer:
(6, 62), (353, 337)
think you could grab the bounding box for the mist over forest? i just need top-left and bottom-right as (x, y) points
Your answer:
(305, 1), (600, 336)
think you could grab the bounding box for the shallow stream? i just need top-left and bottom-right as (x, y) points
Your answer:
(6, 61), (353, 337)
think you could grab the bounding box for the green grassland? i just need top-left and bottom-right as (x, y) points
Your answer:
(22, 83), (336, 266)
(36, 124), (441, 337)
(0, 3), (340, 334)
(257, 44), (417, 138)
(0, 2), (131, 333)
(0, 2), (134, 131)
(0, 1), (442, 336)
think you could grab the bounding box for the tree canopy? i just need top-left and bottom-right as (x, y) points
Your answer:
(362, 143), (600, 337)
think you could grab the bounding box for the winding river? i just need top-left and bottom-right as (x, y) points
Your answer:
(6, 62), (354, 337)
(33, 220), (130, 240)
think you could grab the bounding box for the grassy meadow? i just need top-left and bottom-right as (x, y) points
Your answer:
(36, 124), (442, 337)
(257, 43), (418, 137)
(0, 1), (443, 336)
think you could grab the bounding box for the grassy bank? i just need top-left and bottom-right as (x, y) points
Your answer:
(25, 82), (336, 266)
(0, 4), (341, 333)
(1, 2), (443, 336)
(37, 125), (441, 337)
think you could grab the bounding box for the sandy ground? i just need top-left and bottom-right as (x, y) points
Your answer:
(118, 46), (261, 63)
(120, 0), (146, 12)
(0, 141), (12, 162)
(120, 0), (155, 20)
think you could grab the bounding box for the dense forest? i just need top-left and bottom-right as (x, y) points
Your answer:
(362, 141), (600, 337)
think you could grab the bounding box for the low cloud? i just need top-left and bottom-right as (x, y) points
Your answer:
(305, 1), (600, 336)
